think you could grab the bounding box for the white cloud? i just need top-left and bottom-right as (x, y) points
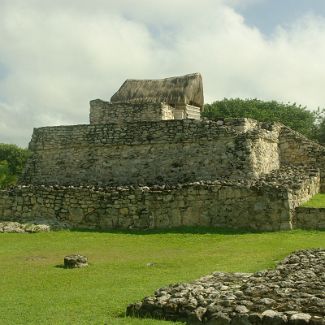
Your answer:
(0, 1), (325, 146)
(227, 0), (266, 8)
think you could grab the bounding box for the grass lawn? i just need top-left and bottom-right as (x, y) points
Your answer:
(0, 228), (324, 325)
(302, 193), (325, 208)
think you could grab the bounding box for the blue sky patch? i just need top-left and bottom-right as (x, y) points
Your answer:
(237, 0), (325, 35)
(0, 63), (9, 80)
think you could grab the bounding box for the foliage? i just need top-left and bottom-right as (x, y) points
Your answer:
(312, 108), (325, 145)
(0, 143), (29, 188)
(0, 229), (324, 324)
(302, 193), (325, 208)
(316, 121), (325, 145)
(0, 160), (17, 188)
(203, 98), (323, 142)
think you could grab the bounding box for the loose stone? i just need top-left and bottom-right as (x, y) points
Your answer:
(126, 249), (325, 324)
(63, 254), (88, 268)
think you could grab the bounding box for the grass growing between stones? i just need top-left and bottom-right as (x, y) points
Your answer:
(0, 228), (324, 325)
(302, 193), (325, 208)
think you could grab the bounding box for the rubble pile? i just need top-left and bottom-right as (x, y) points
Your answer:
(127, 249), (325, 324)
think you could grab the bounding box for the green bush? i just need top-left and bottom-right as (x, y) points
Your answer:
(203, 98), (324, 143)
(0, 144), (29, 188)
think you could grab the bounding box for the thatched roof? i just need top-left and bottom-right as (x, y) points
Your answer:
(110, 73), (204, 109)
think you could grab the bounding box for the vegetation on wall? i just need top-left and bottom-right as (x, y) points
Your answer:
(302, 193), (325, 208)
(313, 108), (325, 145)
(203, 98), (325, 144)
(0, 144), (29, 188)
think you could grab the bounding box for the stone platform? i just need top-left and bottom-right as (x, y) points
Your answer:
(0, 167), (320, 231)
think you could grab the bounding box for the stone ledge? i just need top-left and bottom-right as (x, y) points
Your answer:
(15, 165), (319, 192)
(0, 166), (320, 231)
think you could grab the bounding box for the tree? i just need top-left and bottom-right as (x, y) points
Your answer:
(312, 108), (325, 145)
(0, 144), (30, 188)
(203, 98), (318, 141)
(316, 120), (325, 145)
(0, 160), (17, 188)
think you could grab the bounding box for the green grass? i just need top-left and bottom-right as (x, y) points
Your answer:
(0, 228), (324, 325)
(302, 193), (325, 208)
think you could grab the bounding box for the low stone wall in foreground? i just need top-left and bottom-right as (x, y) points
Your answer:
(126, 249), (325, 324)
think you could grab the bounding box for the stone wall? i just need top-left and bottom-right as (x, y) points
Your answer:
(174, 104), (201, 120)
(246, 123), (281, 176)
(2, 167), (320, 231)
(295, 207), (325, 229)
(89, 100), (175, 124)
(20, 119), (280, 187)
(279, 126), (325, 191)
(10, 116), (325, 231)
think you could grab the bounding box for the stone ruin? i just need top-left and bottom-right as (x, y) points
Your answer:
(127, 249), (325, 324)
(90, 72), (203, 123)
(0, 73), (324, 230)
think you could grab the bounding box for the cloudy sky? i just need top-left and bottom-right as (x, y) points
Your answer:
(1, 0), (325, 147)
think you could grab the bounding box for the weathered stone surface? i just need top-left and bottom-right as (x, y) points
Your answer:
(279, 126), (325, 191)
(289, 314), (312, 325)
(0, 166), (320, 231)
(295, 207), (325, 230)
(64, 254), (88, 268)
(90, 101), (177, 124)
(0, 221), (50, 233)
(206, 313), (231, 325)
(20, 119), (281, 187)
(262, 310), (287, 325)
(126, 249), (325, 324)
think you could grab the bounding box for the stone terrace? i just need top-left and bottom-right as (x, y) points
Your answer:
(0, 166), (320, 231)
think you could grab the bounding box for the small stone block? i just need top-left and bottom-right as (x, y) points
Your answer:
(64, 254), (88, 268)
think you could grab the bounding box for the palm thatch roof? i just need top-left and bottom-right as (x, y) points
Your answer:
(110, 73), (204, 109)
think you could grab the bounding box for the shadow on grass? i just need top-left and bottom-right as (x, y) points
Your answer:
(116, 311), (169, 324)
(68, 226), (285, 236)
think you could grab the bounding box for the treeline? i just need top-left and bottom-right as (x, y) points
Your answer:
(0, 144), (29, 189)
(203, 98), (325, 144)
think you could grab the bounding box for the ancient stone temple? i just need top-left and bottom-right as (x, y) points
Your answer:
(0, 73), (324, 230)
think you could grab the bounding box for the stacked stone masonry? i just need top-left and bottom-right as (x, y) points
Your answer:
(279, 127), (325, 191)
(0, 167), (320, 231)
(20, 119), (281, 187)
(178, 104), (201, 120)
(89, 100), (176, 124)
(90, 100), (201, 124)
(295, 207), (325, 230)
